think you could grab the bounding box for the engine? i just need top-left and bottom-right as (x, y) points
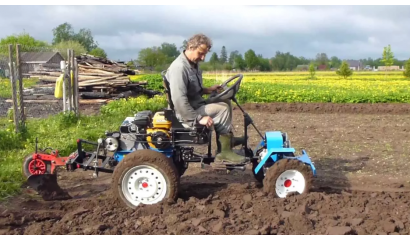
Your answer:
(146, 111), (172, 150)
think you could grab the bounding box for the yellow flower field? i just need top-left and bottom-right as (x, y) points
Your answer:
(131, 71), (410, 103)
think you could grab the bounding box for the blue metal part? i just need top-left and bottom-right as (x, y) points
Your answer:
(113, 147), (173, 162)
(113, 150), (133, 162)
(253, 131), (316, 176)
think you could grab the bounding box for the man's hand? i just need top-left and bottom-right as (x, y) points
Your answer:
(203, 84), (222, 94)
(199, 116), (213, 127)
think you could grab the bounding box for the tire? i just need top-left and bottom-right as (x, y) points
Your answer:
(251, 159), (265, 183)
(22, 155), (51, 178)
(111, 149), (180, 209)
(262, 158), (313, 198)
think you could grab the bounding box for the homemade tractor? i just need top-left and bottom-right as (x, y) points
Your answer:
(25, 73), (317, 208)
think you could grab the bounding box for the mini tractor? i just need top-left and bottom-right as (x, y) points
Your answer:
(25, 73), (317, 208)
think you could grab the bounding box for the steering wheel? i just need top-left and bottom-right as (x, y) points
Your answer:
(205, 74), (243, 104)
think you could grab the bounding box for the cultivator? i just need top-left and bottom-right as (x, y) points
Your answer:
(24, 73), (316, 208)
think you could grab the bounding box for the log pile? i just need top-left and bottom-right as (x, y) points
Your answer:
(22, 54), (161, 103)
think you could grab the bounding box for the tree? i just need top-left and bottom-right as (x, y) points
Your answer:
(244, 49), (259, 70)
(137, 47), (167, 69)
(89, 47), (107, 58)
(53, 40), (87, 59)
(381, 44), (394, 68)
(220, 46), (228, 64)
(73, 28), (98, 52)
(309, 63), (316, 79)
(180, 40), (188, 51)
(0, 33), (49, 56)
(336, 61), (353, 79)
(315, 53), (329, 66)
(234, 54), (246, 70)
(52, 22), (98, 52)
(330, 56), (342, 68)
(403, 59), (410, 79)
(228, 50), (239, 66)
(52, 23), (75, 45)
(160, 42), (180, 63)
(209, 52), (219, 69)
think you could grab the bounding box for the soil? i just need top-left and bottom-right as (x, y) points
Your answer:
(1, 102), (410, 235)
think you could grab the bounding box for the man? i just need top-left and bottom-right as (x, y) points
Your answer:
(165, 33), (246, 165)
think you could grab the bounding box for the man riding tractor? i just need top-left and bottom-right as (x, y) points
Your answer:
(165, 33), (247, 165)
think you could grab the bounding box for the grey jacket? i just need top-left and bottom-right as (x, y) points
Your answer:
(165, 52), (206, 122)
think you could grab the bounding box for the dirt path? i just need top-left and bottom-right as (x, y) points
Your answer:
(1, 102), (410, 235)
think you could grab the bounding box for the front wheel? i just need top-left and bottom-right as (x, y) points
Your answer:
(262, 159), (313, 198)
(111, 149), (180, 209)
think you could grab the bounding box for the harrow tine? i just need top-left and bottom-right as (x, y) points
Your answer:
(26, 174), (72, 201)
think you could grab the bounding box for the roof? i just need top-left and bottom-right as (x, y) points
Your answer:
(20, 52), (63, 63)
(346, 60), (362, 68)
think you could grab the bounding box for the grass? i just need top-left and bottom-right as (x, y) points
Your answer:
(0, 78), (39, 99)
(0, 95), (167, 200)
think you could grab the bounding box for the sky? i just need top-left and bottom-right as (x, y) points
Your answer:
(1, 5), (410, 62)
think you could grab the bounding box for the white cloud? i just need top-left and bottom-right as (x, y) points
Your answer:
(0, 5), (410, 60)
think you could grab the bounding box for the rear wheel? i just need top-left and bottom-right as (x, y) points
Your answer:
(111, 149), (180, 209)
(262, 159), (313, 198)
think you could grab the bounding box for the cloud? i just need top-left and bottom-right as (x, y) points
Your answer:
(1, 5), (410, 61)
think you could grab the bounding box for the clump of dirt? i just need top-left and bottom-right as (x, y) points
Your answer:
(2, 181), (410, 235)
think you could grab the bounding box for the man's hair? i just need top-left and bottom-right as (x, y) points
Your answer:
(186, 34), (212, 51)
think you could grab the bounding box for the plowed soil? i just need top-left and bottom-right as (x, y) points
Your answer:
(1, 102), (410, 235)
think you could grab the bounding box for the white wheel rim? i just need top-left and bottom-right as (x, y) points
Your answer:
(121, 165), (168, 207)
(275, 170), (306, 198)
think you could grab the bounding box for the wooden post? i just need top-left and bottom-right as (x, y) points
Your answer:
(70, 49), (76, 114)
(8, 44), (19, 132)
(67, 49), (72, 112)
(73, 52), (80, 116)
(15, 44), (25, 126)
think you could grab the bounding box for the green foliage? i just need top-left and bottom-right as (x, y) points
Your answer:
(89, 47), (107, 58)
(381, 44), (394, 67)
(137, 47), (167, 69)
(0, 78), (38, 98)
(52, 22), (98, 52)
(53, 40), (87, 59)
(244, 49), (259, 70)
(209, 52), (219, 69)
(404, 59), (410, 78)
(0, 32), (50, 56)
(330, 56), (342, 68)
(220, 46), (228, 64)
(309, 63), (316, 79)
(336, 61), (353, 79)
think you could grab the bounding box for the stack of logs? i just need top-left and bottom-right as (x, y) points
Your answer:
(25, 54), (161, 102)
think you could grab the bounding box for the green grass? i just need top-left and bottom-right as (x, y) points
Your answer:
(0, 78), (39, 99)
(0, 95), (167, 200)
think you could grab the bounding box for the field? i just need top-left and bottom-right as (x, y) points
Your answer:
(1, 70), (410, 235)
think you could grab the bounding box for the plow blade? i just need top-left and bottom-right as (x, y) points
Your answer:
(26, 174), (72, 201)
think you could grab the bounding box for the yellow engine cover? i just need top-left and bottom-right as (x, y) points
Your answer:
(152, 111), (171, 130)
(146, 128), (170, 149)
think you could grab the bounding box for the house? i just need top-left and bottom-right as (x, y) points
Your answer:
(346, 60), (363, 70)
(296, 65), (309, 71)
(20, 52), (65, 76)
